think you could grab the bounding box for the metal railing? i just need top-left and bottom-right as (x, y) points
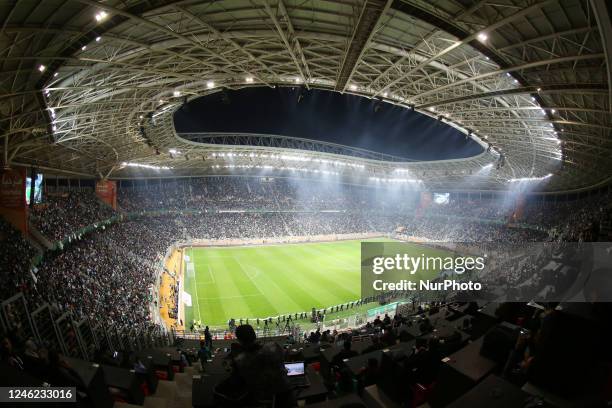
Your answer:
(0, 291), (172, 361)
(172, 325), (301, 342)
(178, 132), (415, 162)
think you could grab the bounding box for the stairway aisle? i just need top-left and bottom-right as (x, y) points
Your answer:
(113, 362), (200, 408)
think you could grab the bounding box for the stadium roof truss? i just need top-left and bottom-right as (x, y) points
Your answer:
(0, 0), (610, 191)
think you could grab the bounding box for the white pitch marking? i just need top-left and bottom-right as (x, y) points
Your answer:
(190, 250), (202, 322)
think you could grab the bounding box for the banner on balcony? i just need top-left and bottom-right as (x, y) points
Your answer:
(95, 180), (117, 209)
(0, 167), (27, 233)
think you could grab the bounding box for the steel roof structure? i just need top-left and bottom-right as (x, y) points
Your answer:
(0, 0), (610, 191)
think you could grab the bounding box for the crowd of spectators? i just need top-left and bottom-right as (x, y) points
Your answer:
(26, 177), (611, 247)
(31, 191), (116, 242)
(117, 177), (415, 212)
(400, 217), (548, 243)
(0, 324), (167, 403)
(33, 221), (159, 331)
(1, 176), (610, 341)
(0, 219), (38, 301)
(425, 198), (511, 220)
(3, 176), (611, 408)
(521, 194), (609, 241)
(1, 332), (81, 387)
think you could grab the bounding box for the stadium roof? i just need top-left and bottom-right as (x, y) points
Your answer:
(0, 0), (610, 191)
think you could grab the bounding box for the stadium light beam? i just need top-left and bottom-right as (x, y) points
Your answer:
(509, 174), (553, 183)
(121, 162), (171, 170)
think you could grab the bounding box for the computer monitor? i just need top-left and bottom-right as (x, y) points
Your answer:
(284, 362), (305, 377)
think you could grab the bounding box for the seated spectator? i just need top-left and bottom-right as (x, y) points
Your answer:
(22, 339), (47, 378)
(403, 338), (428, 383)
(502, 330), (535, 383)
(0, 336), (24, 370)
(362, 336), (383, 354)
(133, 358), (147, 375)
(381, 327), (397, 346)
(418, 317), (433, 334)
(331, 340), (358, 367)
(223, 325), (293, 405)
(46, 350), (83, 388)
(307, 329), (321, 343)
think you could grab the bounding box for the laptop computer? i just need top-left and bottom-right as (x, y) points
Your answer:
(284, 361), (310, 388)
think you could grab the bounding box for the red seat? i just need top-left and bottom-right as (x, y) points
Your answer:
(155, 370), (169, 380)
(140, 382), (150, 396)
(412, 382), (435, 407)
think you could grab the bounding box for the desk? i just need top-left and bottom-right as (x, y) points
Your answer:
(137, 349), (173, 380)
(139, 356), (159, 393)
(320, 346), (340, 381)
(345, 350), (384, 376)
(202, 353), (232, 376)
(351, 338), (373, 354)
(305, 394), (366, 408)
(64, 357), (114, 408)
(429, 338), (497, 408)
(449, 302), (473, 315)
(423, 324), (470, 356)
(101, 365), (144, 405)
(398, 324), (422, 339)
(192, 360), (327, 407)
(441, 337), (497, 383)
(295, 366), (328, 404)
(0, 362), (42, 386)
(345, 341), (416, 377)
(442, 315), (478, 340)
(447, 375), (541, 408)
(191, 351), (233, 408)
(192, 373), (228, 408)
(443, 314), (470, 329)
(287, 343), (320, 363)
(471, 303), (500, 338)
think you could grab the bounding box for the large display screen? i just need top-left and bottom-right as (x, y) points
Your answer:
(433, 192), (449, 205)
(26, 173), (43, 204)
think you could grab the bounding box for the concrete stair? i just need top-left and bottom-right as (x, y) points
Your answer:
(155, 380), (179, 400)
(143, 396), (170, 408)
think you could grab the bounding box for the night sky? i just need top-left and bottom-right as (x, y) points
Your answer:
(173, 87), (482, 161)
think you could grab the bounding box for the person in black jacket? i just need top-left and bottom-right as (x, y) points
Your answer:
(221, 325), (294, 407)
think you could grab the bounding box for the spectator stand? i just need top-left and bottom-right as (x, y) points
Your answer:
(2, 292), (36, 343)
(30, 303), (63, 355)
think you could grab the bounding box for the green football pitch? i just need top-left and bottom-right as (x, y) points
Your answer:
(182, 239), (441, 327)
